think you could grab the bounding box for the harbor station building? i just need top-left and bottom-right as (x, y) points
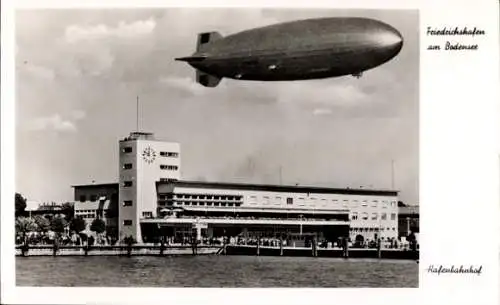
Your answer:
(72, 131), (399, 244)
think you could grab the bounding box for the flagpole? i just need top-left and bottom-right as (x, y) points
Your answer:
(136, 96), (139, 132)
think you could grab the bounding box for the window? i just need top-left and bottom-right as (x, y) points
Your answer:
(362, 200), (367, 206)
(372, 200), (378, 207)
(372, 213), (378, 220)
(160, 178), (177, 182)
(123, 163), (133, 170)
(142, 212), (153, 218)
(123, 200), (133, 207)
(123, 220), (132, 226)
(122, 147), (133, 153)
(160, 165), (179, 170)
(287, 197), (293, 204)
(361, 213), (369, 220)
(160, 151), (179, 158)
(123, 181), (133, 187)
(90, 195), (97, 202)
(79, 195), (86, 202)
(351, 212), (358, 220)
(381, 213), (387, 220)
(391, 213), (396, 220)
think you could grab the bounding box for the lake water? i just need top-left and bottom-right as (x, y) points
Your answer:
(16, 256), (418, 287)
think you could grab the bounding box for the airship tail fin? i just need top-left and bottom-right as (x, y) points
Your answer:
(196, 70), (221, 88)
(197, 32), (223, 51)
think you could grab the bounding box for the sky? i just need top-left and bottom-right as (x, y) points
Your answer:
(15, 8), (419, 206)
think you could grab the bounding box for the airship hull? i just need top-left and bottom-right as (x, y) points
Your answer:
(176, 17), (403, 86)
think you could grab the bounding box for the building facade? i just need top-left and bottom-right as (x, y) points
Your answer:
(398, 205), (419, 237)
(118, 132), (181, 242)
(145, 181), (399, 244)
(71, 131), (399, 245)
(72, 183), (119, 237)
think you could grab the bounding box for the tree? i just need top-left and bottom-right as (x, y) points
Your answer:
(50, 216), (68, 235)
(60, 202), (75, 222)
(15, 217), (36, 242)
(90, 218), (106, 244)
(123, 235), (137, 246)
(90, 218), (106, 234)
(70, 216), (87, 233)
(15, 193), (27, 217)
(33, 215), (50, 234)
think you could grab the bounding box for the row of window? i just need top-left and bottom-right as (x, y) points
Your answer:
(76, 209), (97, 213)
(163, 201), (242, 207)
(160, 165), (179, 171)
(160, 178), (178, 182)
(121, 163), (179, 171)
(249, 196), (396, 207)
(160, 194), (243, 201)
(78, 195), (109, 202)
(351, 213), (397, 221)
(122, 147), (179, 158)
(349, 227), (397, 232)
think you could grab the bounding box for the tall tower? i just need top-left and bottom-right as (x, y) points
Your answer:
(118, 132), (181, 243)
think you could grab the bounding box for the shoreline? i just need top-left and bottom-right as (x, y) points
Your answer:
(15, 244), (419, 260)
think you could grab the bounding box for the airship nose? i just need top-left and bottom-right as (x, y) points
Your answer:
(377, 25), (404, 56)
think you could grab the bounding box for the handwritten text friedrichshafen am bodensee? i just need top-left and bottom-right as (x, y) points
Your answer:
(427, 265), (483, 276)
(426, 26), (485, 51)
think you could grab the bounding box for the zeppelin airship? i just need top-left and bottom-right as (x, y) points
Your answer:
(175, 17), (403, 87)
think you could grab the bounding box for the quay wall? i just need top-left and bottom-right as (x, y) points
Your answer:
(224, 245), (419, 260)
(15, 245), (220, 257)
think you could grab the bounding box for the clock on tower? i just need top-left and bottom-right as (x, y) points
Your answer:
(142, 146), (157, 164)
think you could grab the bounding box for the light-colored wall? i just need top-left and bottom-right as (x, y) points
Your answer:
(168, 185), (398, 240)
(349, 196), (398, 241)
(73, 185), (119, 234)
(119, 137), (180, 243)
(74, 186), (118, 202)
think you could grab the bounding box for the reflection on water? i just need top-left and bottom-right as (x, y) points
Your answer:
(16, 255), (418, 287)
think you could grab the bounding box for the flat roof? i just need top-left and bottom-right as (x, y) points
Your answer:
(156, 180), (398, 196)
(71, 183), (119, 188)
